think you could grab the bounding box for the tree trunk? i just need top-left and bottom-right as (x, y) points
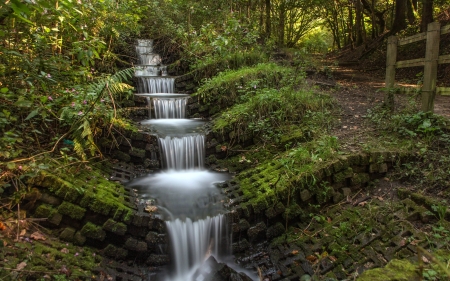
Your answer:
(355, 0), (364, 45)
(278, 2), (286, 46)
(265, 0), (271, 38)
(406, 0), (417, 24)
(391, 0), (407, 34)
(420, 0), (433, 32)
(348, 1), (355, 47)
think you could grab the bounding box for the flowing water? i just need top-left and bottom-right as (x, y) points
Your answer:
(127, 39), (256, 280)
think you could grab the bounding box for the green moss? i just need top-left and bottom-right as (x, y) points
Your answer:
(57, 201), (86, 220)
(34, 204), (57, 218)
(103, 218), (127, 235)
(80, 222), (106, 241)
(358, 259), (420, 281)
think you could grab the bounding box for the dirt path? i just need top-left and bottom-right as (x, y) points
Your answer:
(311, 66), (450, 153)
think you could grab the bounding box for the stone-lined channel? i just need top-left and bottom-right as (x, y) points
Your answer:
(126, 39), (256, 280)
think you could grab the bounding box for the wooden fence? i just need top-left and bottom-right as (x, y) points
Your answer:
(385, 22), (450, 112)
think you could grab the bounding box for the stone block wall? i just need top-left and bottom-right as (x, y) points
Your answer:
(216, 151), (411, 253)
(28, 173), (169, 265)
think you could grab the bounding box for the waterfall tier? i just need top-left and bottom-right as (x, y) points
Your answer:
(153, 97), (188, 119)
(158, 135), (205, 170)
(136, 77), (175, 93)
(165, 215), (229, 281)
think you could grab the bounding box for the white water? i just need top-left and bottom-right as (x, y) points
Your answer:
(132, 39), (252, 280)
(165, 215), (229, 281)
(153, 97), (188, 119)
(136, 77), (175, 93)
(158, 135), (205, 170)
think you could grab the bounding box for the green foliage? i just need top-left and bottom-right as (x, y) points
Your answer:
(195, 63), (291, 105)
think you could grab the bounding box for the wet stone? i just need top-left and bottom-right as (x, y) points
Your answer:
(125, 237), (148, 252)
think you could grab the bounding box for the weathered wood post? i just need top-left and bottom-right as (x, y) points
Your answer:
(422, 22), (440, 112)
(385, 36), (398, 110)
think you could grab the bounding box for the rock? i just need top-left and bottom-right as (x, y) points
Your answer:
(247, 222), (267, 241)
(146, 254), (170, 266)
(59, 227), (76, 242)
(300, 189), (312, 201)
(125, 237), (148, 252)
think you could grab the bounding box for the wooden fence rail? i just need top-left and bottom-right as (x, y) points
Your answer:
(385, 22), (450, 112)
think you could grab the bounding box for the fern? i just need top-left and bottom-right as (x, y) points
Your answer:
(67, 67), (134, 160)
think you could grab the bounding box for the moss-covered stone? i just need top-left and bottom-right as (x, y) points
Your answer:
(113, 151), (131, 162)
(89, 198), (113, 216)
(59, 227), (76, 242)
(80, 222), (106, 241)
(358, 259), (420, 281)
(266, 222), (285, 239)
(129, 147), (146, 159)
(73, 231), (86, 245)
(57, 201), (86, 220)
(103, 218), (127, 235)
(103, 244), (128, 259)
(34, 204), (57, 218)
(125, 238), (148, 252)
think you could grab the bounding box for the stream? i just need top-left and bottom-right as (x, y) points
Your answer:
(126, 39), (257, 281)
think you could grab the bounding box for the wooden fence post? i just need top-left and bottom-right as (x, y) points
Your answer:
(422, 22), (440, 112)
(385, 35), (398, 110)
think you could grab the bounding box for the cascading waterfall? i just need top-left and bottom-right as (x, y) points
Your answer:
(153, 97), (188, 119)
(158, 135), (205, 170)
(129, 39), (239, 280)
(166, 215), (230, 281)
(136, 77), (175, 94)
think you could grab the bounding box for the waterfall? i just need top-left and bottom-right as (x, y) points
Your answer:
(153, 97), (188, 119)
(136, 77), (175, 93)
(165, 215), (229, 281)
(131, 39), (242, 280)
(158, 135), (205, 170)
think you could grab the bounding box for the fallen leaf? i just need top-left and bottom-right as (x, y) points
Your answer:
(20, 229), (26, 236)
(61, 248), (69, 254)
(16, 261), (27, 271)
(400, 239), (406, 246)
(31, 231), (46, 241)
(221, 146), (227, 151)
(327, 217), (332, 223)
(329, 256), (337, 262)
(358, 201), (368, 207)
(0, 221), (6, 231)
(291, 250), (299, 255)
(306, 255), (317, 263)
(422, 256), (430, 263)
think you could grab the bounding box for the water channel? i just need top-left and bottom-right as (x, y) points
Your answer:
(126, 39), (257, 281)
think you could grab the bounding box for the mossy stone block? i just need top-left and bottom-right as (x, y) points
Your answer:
(129, 147), (146, 159)
(39, 193), (61, 205)
(130, 132), (144, 141)
(125, 238), (148, 252)
(113, 151), (131, 162)
(359, 153), (370, 165)
(238, 219), (250, 232)
(59, 227), (76, 242)
(266, 222), (285, 239)
(300, 189), (312, 202)
(247, 222), (267, 241)
(358, 259), (419, 281)
(48, 213), (63, 225)
(74, 231), (86, 245)
(252, 199), (268, 214)
(89, 198), (113, 216)
(80, 222), (106, 241)
(54, 183), (81, 203)
(103, 244), (128, 259)
(34, 204), (56, 218)
(79, 191), (95, 208)
(57, 201), (86, 220)
(103, 218), (127, 236)
(282, 203), (303, 221)
(346, 154), (360, 166)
